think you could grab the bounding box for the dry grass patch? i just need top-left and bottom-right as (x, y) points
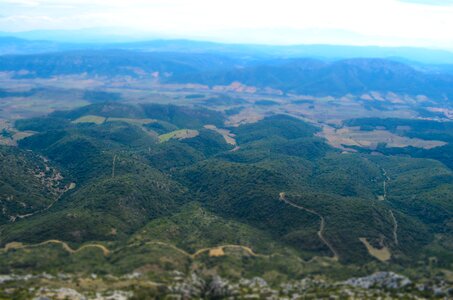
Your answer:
(4, 242), (24, 251)
(359, 238), (391, 262)
(204, 125), (237, 145)
(209, 247), (225, 257)
(159, 129), (199, 143)
(320, 125), (446, 151)
(107, 117), (156, 126)
(73, 115), (106, 124)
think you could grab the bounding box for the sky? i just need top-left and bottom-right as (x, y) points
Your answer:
(0, 0), (453, 49)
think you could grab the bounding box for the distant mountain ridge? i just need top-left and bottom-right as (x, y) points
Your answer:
(169, 58), (453, 98)
(0, 50), (240, 78)
(1, 35), (453, 65)
(2, 49), (451, 99)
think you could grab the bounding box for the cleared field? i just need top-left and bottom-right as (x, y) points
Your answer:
(204, 124), (237, 145)
(225, 107), (265, 126)
(320, 125), (446, 151)
(208, 247), (225, 257)
(0, 119), (8, 130)
(0, 120), (36, 145)
(107, 117), (156, 125)
(0, 80), (90, 120)
(73, 116), (157, 126)
(159, 129), (199, 143)
(359, 238), (391, 262)
(12, 131), (35, 141)
(73, 115), (106, 124)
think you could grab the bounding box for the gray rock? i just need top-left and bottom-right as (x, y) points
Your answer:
(344, 272), (412, 289)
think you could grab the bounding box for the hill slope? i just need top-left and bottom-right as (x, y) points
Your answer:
(0, 104), (451, 275)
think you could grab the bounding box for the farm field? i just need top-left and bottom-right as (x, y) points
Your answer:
(320, 125), (447, 151)
(159, 129), (199, 142)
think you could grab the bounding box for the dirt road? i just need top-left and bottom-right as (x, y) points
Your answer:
(279, 192), (339, 260)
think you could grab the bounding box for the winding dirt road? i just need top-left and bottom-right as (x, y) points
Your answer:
(142, 241), (266, 259)
(10, 183), (74, 222)
(380, 168), (399, 246)
(192, 244), (265, 258)
(389, 210), (399, 245)
(381, 167), (390, 201)
(112, 154), (117, 178)
(279, 192), (339, 261)
(2, 240), (110, 256)
(7, 239), (268, 260)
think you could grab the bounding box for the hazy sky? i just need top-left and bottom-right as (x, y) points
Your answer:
(1, 0), (453, 49)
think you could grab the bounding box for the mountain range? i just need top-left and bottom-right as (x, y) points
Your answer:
(1, 48), (452, 100)
(2, 35), (453, 65)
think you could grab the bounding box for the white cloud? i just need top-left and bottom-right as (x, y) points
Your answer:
(0, 0), (452, 49)
(1, 0), (40, 6)
(397, 0), (453, 5)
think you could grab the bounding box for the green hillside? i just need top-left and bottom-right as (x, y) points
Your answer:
(0, 102), (452, 296)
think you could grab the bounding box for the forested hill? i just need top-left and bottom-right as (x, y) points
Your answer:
(1, 49), (452, 99)
(168, 58), (453, 98)
(0, 103), (451, 273)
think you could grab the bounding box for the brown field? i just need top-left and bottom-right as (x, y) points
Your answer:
(204, 125), (237, 145)
(0, 74), (450, 156)
(359, 238), (391, 262)
(226, 107), (265, 126)
(320, 125), (446, 151)
(159, 129), (199, 143)
(107, 117), (156, 125)
(0, 119), (36, 145)
(208, 247), (225, 257)
(73, 115), (106, 124)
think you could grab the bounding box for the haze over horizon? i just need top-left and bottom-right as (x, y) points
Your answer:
(1, 0), (453, 50)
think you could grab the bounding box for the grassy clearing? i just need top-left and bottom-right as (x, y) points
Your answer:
(0, 124), (35, 146)
(73, 115), (157, 127)
(204, 124), (237, 145)
(12, 131), (35, 141)
(107, 117), (156, 126)
(73, 115), (106, 124)
(159, 129), (199, 143)
(320, 125), (446, 151)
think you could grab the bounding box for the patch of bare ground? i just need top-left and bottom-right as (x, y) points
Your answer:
(212, 81), (258, 94)
(225, 107), (264, 127)
(159, 129), (199, 143)
(119, 241), (267, 260)
(319, 125), (446, 151)
(0, 120), (36, 146)
(204, 125), (237, 146)
(192, 245), (264, 258)
(359, 237), (391, 262)
(208, 247), (225, 257)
